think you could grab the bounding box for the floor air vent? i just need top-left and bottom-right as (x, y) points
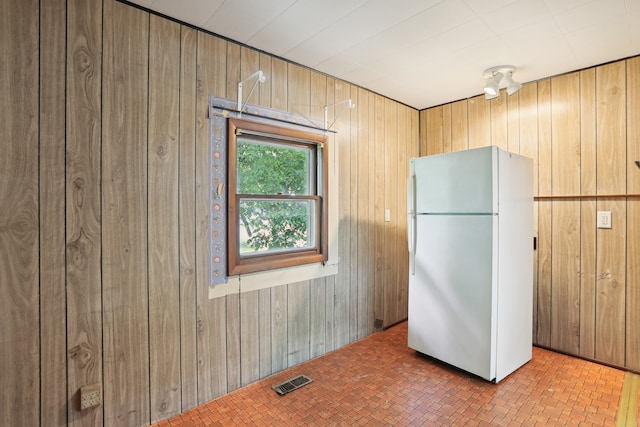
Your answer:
(272, 375), (312, 395)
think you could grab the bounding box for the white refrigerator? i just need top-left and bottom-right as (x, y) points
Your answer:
(407, 146), (533, 383)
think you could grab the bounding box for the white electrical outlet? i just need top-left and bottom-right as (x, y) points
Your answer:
(384, 209), (391, 222)
(80, 383), (101, 410)
(597, 211), (612, 229)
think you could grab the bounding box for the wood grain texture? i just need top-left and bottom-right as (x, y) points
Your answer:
(178, 24), (198, 412)
(195, 31), (228, 403)
(397, 105), (410, 322)
(271, 285), (288, 373)
(65, 0), (104, 424)
(507, 91), (520, 153)
(467, 95), (491, 149)
(626, 57), (640, 371)
(288, 281), (310, 367)
(102, 2), (150, 424)
(350, 84), (359, 343)
(373, 94), (386, 329)
(595, 62), (626, 366)
(550, 73), (581, 354)
(451, 100), (469, 152)
(490, 93), (508, 150)
(324, 77), (336, 350)
(39, 0), (67, 424)
(517, 82), (539, 342)
(224, 42), (242, 395)
(334, 80), (351, 346)
(579, 68), (597, 359)
(148, 15), (181, 423)
(226, 293), (241, 391)
(258, 288), (273, 378)
(309, 277), (326, 358)
(536, 79), (552, 347)
(0, 0), (40, 425)
(425, 106), (443, 155)
(310, 71), (328, 356)
(357, 87), (371, 339)
(383, 98), (399, 328)
(240, 290), (260, 385)
(442, 104), (452, 153)
(419, 109), (427, 156)
(271, 58), (288, 111)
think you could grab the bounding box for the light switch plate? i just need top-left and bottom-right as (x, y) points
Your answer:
(597, 211), (612, 229)
(384, 209), (391, 222)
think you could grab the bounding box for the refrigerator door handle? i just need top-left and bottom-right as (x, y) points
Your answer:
(408, 172), (417, 275)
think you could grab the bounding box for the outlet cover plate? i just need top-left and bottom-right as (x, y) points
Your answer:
(597, 211), (612, 229)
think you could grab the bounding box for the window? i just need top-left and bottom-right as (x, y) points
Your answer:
(227, 118), (328, 275)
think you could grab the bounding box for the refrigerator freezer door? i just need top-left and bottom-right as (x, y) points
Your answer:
(408, 214), (498, 381)
(412, 146), (497, 214)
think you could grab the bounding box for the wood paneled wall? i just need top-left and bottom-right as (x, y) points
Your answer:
(0, 0), (417, 426)
(420, 58), (640, 372)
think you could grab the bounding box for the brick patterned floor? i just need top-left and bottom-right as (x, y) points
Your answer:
(154, 321), (632, 426)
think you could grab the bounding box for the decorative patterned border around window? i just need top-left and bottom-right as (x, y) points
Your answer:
(208, 95), (329, 287)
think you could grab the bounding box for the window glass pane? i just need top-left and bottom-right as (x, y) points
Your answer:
(236, 138), (313, 195)
(239, 198), (317, 256)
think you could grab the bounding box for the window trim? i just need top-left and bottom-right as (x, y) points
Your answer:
(227, 118), (328, 275)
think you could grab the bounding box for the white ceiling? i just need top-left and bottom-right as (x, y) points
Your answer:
(126, 0), (640, 109)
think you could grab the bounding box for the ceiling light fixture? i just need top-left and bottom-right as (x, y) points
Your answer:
(483, 65), (521, 99)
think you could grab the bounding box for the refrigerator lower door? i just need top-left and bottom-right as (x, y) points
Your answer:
(408, 214), (498, 381)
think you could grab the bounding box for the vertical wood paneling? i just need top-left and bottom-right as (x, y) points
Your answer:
(595, 62), (626, 367)
(536, 79), (552, 347)
(39, 0), (67, 425)
(195, 31), (228, 403)
(225, 43), (242, 394)
(451, 100), (469, 152)
(287, 281), (310, 367)
(178, 24), (198, 412)
(507, 92), (520, 153)
(518, 82), (539, 341)
(324, 77), (336, 349)
(258, 52), (272, 108)
(357, 88), (371, 339)
(490, 94), (508, 150)
(271, 285), (288, 373)
(310, 71), (327, 357)
(627, 57), (640, 371)
(367, 92), (379, 335)
(425, 106), (443, 155)
(335, 80), (351, 346)
(442, 104), (452, 153)
(383, 98), (399, 327)
(397, 105), (410, 321)
(286, 64), (312, 367)
(419, 109), (427, 156)
(66, 0), (103, 424)
(550, 73), (581, 354)
(256, 52), (273, 381)
(240, 291), (259, 385)
(0, 0), (40, 425)
(226, 293), (241, 391)
(468, 95), (491, 148)
(148, 15), (181, 423)
(579, 68), (597, 359)
(102, 2), (150, 425)
(258, 287), (272, 378)
(349, 85), (359, 342)
(374, 95), (386, 329)
(271, 58), (288, 111)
